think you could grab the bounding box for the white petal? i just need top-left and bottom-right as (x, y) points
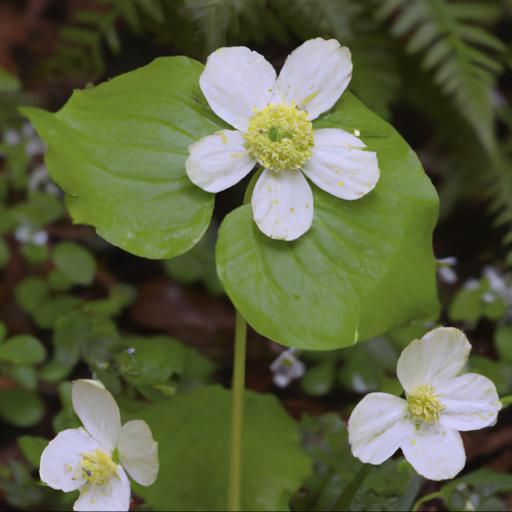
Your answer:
(303, 129), (379, 200)
(200, 47), (276, 131)
(73, 466), (130, 512)
(118, 420), (159, 486)
(438, 373), (502, 431)
(72, 380), (121, 452)
(251, 169), (313, 241)
(274, 38), (352, 120)
(397, 327), (471, 393)
(401, 424), (466, 480)
(186, 130), (255, 193)
(40, 428), (100, 492)
(348, 393), (411, 465)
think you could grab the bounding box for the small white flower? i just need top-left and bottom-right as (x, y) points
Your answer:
(347, 327), (501, 481)
(270, 348), (305, 388)
(437, 256), (458, 284)
(186, 38), (380, 241)
(40, 380), (159, 511)
(4, 129), (20, 146)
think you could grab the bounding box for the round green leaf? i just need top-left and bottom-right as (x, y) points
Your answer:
(22, 57), (225, 259)
(52, 242), (96, 286)
(0, 388), (45, 427)
(0, 335), (46, 365)
(116, 336), (185, 386)
(133, 385), (311, 511)
(217, 92), (439, 349)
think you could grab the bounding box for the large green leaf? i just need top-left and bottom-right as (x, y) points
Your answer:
(132, 385), (311, 511)
(217, 92), (439, 349)
(22, 57), (225, 259)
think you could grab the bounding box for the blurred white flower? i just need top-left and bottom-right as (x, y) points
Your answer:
(14, 225), (48, 246)
(4, 129), (20, 146)
(270, 348), (305, 388)
(437, 256), (458, 285)
(40, 380), (158, 511)
(483, 266), (512, 306)
(186, 38), (380, 241)
(348, 327), (501, 481)
(29, 164), (61, 196)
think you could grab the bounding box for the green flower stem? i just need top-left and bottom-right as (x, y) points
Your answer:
(228, 311), (247, 511)
(331, 463), (373, 511)
(411, 491), (443, 512)
(500, 395), (512, 408)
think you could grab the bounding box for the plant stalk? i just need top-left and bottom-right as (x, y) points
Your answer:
(331, 463), (373, 511)
(228, 311), (247, 511)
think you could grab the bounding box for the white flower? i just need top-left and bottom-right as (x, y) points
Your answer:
(186, 38), (380, 241)
(40, 380), (158, 511)
(347, 327), (501, 481)
(270, 348), (305, 388)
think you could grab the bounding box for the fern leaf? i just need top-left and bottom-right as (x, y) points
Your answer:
(378, 0), (506, 152)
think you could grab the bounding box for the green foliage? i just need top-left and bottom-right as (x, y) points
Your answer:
(39, 0), (166, 78)
(0, 335), (46, 366)
(133, 385), (312, 511)
(23, 57), (224, 260)
(377, 0), (505, 150)
(294, 414), (421, 511)
(52, 242), (96, 286)
(163, 224), (223, 294)
(440, 468), (512, 511)
(217, 92), (439, 349)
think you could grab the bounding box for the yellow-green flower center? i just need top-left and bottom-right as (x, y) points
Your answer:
(244, 103), (314, 171)
(77, 448), (118, 486)
(407, 385), (445, 425)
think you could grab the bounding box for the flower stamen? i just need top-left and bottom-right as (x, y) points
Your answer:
(407, 384), (445, 426)
(244, 103), (314, 171)
(76, 448), (118, 486)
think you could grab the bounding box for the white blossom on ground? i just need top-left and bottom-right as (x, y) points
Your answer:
(347, 327), (501, 481)
(40, 379), (158, 511)
(186, 38), (380, 241)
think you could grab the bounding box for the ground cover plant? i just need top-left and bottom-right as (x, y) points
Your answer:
(0, 0), (512, 510)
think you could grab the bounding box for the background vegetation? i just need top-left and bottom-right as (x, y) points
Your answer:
(1, 0), (512, 510)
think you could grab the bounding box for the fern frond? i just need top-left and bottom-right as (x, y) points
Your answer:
(37, 0), (166, 79)
(377, 0), (506, 151)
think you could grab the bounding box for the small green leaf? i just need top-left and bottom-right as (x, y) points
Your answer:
(0, 389), (44, 427)
(15, 277), (48, 313)
(54, 310), (119, 368)
(0, 322), (7, 343)
(0, 335), (46, 365)
(116, 336), (185, 386)
(23, 57), (225, 259)
(17, 436), (48, 467)
(52, 242), (96, 286)
(20, 243), (49, 265)
(33, 295), (81, 329)
(301, 363), (335, 396)
(495, 324), (512, 363)
(0, 67), (20, 92)
(133, 385), (311, 511)
(449, 283), (484, 327)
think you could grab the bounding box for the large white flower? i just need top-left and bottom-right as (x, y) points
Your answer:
(40, 380), (158, 511)
(186, 38), (380, 241)
(347, 327), (501, 481)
